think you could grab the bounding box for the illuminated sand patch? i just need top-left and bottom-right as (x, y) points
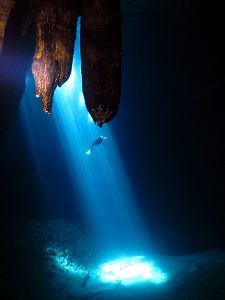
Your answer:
(99, 256), (167, 285)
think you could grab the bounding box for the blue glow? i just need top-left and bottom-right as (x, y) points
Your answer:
(87, 113), (94, 123)
(47, 247), (167, 286)
(99, 256), (167, 285)
(64, 67), (77, 95)
(46, 247), (85, 275)
(19, 18), (148, 254)
(79, 92), (85, 107)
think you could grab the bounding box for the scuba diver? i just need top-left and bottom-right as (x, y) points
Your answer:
(86, 135), (107, 155)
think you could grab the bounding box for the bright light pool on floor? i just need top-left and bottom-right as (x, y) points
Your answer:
(47, 247), (167, 286)
(99, 256), (167, 285)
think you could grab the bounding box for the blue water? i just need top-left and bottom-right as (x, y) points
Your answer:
(19, 20), (148, 255)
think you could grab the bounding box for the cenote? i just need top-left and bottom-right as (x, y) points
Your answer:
(0, 1), (225, 300)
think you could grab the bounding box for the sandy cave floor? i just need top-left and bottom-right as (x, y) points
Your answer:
(0, 219), (225, 300)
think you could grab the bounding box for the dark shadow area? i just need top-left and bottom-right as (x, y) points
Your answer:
(112, 0), (225, 254)
(0, 0), (35, 135)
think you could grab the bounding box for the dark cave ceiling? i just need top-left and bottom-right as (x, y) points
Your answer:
(0, 0), (123, 133)
(0, 0), (223, 134)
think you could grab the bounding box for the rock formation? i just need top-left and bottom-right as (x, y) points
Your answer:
(31, 0), (78, 114)
(0, 0), (15, 54)
(80, 0), (121, 126)
(0, 0), (121, 134)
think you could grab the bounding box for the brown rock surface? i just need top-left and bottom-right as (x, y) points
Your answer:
(80, 0), (121, 126)
(0, 0), (121, 133)
(31, 0), (78, 114)
(0, 0), (15, 54)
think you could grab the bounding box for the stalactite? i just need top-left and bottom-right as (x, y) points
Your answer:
(0, 0), (122, 133)
(80, 0), (121, 126)
(31, 1), (77, 114)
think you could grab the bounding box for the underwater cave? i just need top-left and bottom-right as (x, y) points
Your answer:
(0, 0), (225, 299)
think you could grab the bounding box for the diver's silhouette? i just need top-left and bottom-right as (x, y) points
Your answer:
(86, 135), (107, 155)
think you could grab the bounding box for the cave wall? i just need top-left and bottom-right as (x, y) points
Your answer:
(0, 0), (15, 53)
(0, 0), (35, 136)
